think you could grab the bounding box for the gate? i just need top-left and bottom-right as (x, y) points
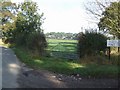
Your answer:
(47, 42), (78, 60)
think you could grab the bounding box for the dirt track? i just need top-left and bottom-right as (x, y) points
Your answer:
(18, 65), (119, 88)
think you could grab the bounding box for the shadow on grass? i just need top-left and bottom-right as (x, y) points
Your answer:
(26, 57), (119, 78)
(48, 51), (79, 60)
(12, 46), (119, 79)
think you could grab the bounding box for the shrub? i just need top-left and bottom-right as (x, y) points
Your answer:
(77, 32), (107, 58)
(26, 32), (47, 56)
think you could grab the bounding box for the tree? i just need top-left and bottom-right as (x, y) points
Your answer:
(85, 0), (120, 38)
(85, 0), (118, 23)
(14, 2), (47, 55)
(1, 1), (47, 55)
(0, 1), (17, 42)
(98, 2), (120, 39)
(13, 1), (44, 45)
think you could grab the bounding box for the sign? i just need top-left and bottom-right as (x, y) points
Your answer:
(107, 40), (120, 47)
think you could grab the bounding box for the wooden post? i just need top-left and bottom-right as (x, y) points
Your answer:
(118, 47), (119, 53)
(108, 47), (110, 60)
(118, 47), (120, 65)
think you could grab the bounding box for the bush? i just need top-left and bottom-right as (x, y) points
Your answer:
(26, 32), (47, 56)
(77, 32), (107, 58)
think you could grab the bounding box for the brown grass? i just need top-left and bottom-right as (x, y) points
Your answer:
(79, 54), (119, 65)
(0, 39), (4, 45)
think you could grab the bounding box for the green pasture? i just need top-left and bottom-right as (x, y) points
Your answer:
(46, 39), (78, 59)
(46, 39), (77, 52)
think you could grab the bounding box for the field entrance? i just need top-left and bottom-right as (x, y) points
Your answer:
(46, 39), (79, 60)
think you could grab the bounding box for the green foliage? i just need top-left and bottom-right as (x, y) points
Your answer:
(1, 2), (17, 41)
(77, 32), (107, 58)
(13, 2), (44, 43)
(1, 1), (47, 55)
(98, 1), (120, 39)
(26, 32), (47, 56)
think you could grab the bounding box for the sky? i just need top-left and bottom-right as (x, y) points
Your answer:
(11, 0), (98, 33)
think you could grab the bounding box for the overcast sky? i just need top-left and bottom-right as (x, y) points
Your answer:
(11, 0), (98, 33)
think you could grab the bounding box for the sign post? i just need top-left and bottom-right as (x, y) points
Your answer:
(107, 40), (120, 60)
(108, 47), (110, 60)
(118, 47), (120, 53)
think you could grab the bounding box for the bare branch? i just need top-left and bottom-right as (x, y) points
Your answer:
(84, 0), (118, 24)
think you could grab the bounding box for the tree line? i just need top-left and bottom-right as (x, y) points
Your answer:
(45, 32), (78, 40)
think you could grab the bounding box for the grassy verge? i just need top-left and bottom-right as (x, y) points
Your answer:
(12, 46), (119, 78)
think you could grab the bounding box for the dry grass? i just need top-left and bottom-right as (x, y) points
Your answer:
(79, 53), (119, 65)
(0, 39), (10, 47)
(0, 39), (3, 45)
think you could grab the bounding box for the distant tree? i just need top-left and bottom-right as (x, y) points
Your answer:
(45, 32), (77, 40)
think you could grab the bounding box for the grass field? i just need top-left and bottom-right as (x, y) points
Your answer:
(46, 39), (78, 59)
(11, 39), (119, 78)
(46, 39), (77, 52)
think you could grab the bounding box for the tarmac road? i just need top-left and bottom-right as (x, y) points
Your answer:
(1, 46), (21, 88)
(0, 46), (2, 89)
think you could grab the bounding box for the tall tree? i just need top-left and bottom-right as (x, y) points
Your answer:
(15, 1), (47, 55)
(13, 1), (44, 45)
(0, 1), (17, 40)
(1, 1), (47, 55)
(98, 2), (120, 39)
(85, 0), (119, 23)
